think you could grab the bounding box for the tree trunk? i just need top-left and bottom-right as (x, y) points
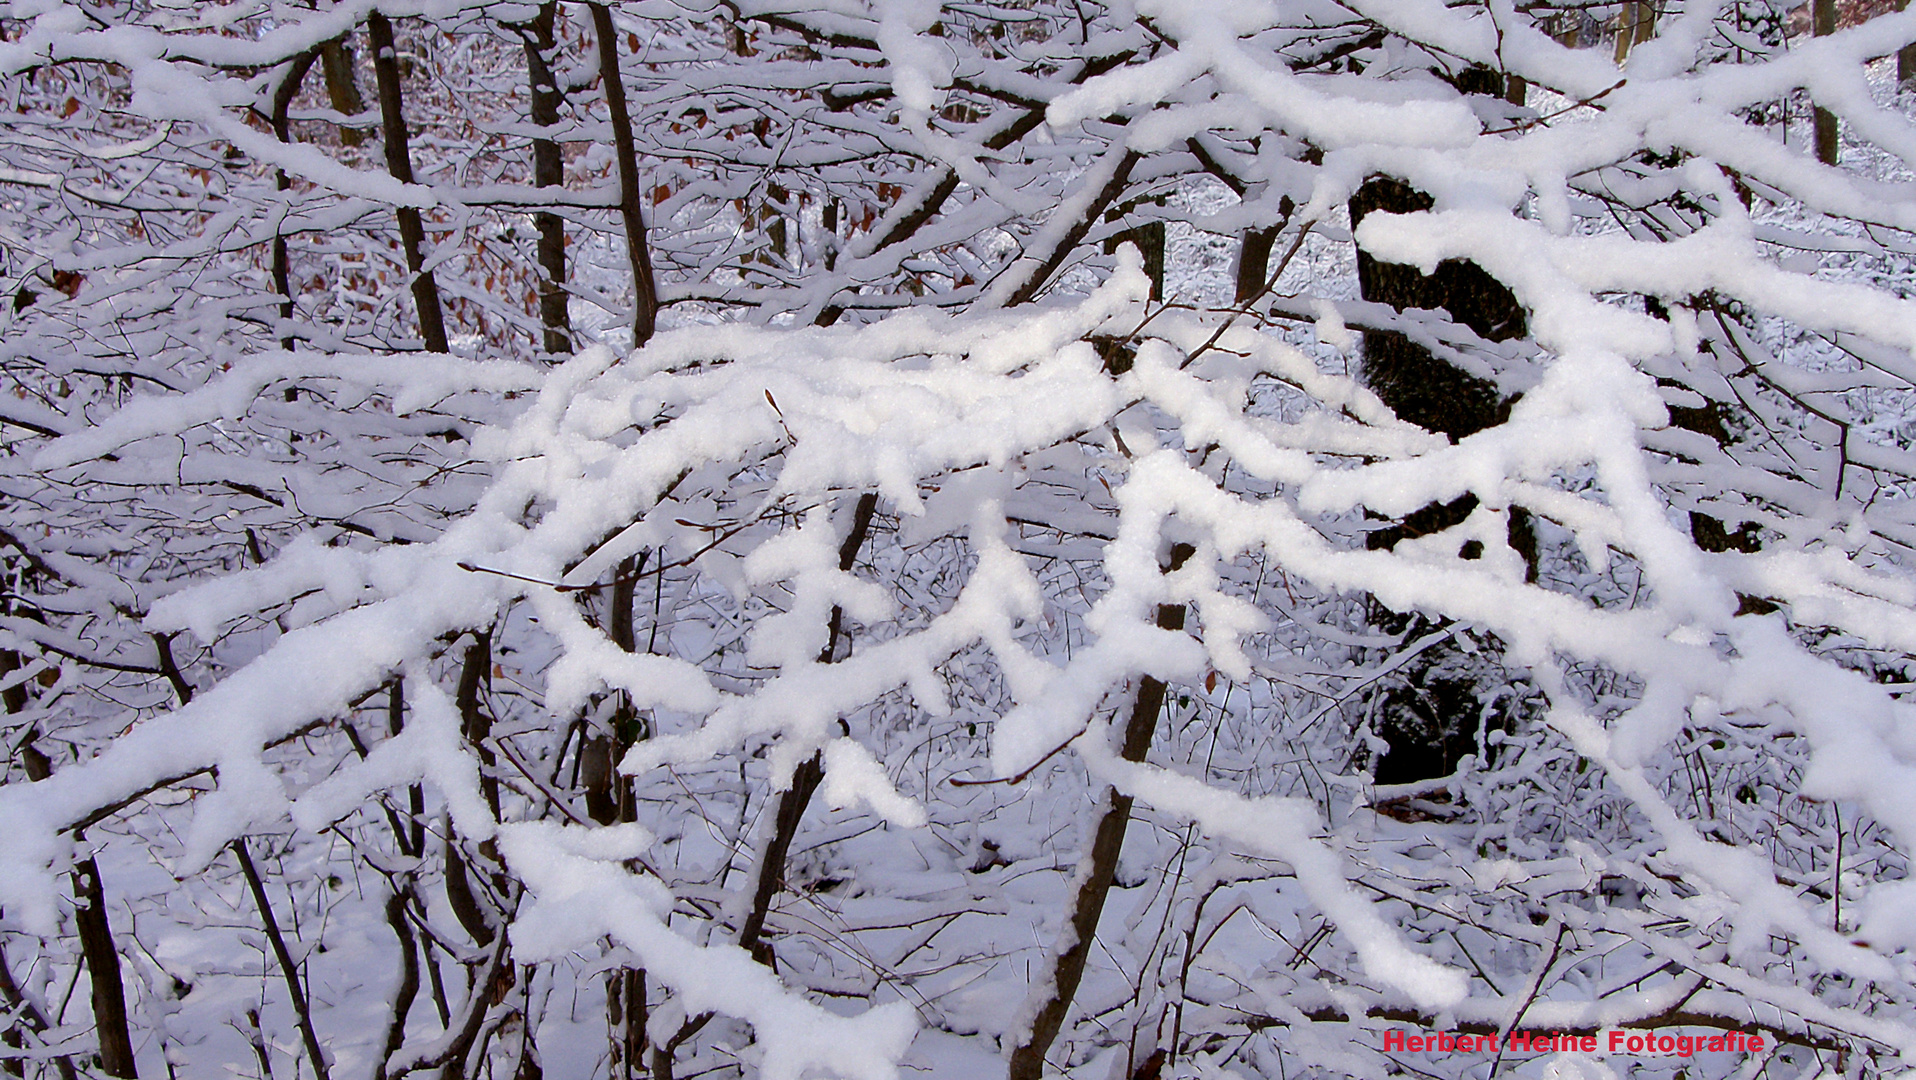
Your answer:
(319, 35), (366, 147)
(71, 836), (138, 1077)
(1234, 225), (1279, 304)
(19, 747), (137, 1078)
(1813, 0), (1839, 165)
(366, 11), (451, 353)
(446, 633), (502, 948)
(652, 492), (877, 1080)
(596, 553), (649, 1079)
(1347, 100), (1535, 785)
(1007, 544), (1192, 1080)
(1902, 0), (1915, 86)
(1104, 220), (1165, 300)
(520, 2), (571, 358)
(372, 890), (420, 1080)
(587, 3), (659, 348)
(233, 839), (331, 1080)
(1347, 176), (1513, 440)
(3, 721), (77, 1080)
(270, 50), (320, 354)
(1613, 1), (1656, 63)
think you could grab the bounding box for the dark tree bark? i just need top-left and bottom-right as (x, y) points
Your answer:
(372, 891), (420, 1080)
(590, 552), (650, 1080)
(233, 839), (331, 1080)
(19, 746), (137, 1078)
(366, 12), (451, 353)
(1234, 225), (1280, 304)
(587, 3), (660, 348)
(71, 843), (137, 1078)
(1104, 220), (1165, 300)
(1007, 544), (1193, 1080)
(519, 2), (571, 357)
(319, 35), (367, 147)
(1347, 73), (1538, 786)
(733, 492), (877, 964)
(446, 633), (501, 948)
(269, 50), (320, 354)
(1348, 175), (1518, 440)
(456, 632), (498, 821)
(1813, 0), (1839, 165)
(1902, 0), (1915, 86)
(652, 492), (878, 1080)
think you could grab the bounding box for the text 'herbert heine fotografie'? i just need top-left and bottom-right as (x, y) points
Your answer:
(1379, 1029), (1769, 1056)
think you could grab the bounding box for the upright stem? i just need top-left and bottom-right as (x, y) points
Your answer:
(1901, 0), (1915, 86)
(521, 2), (571, 357)
(319, 35), (367, 147)
(372, 891), (419, 1080)
(748, 493), (878, 960)
(587, 3), (659, 348)
(20, 747), (137, 1078)
(652, 493), (878, 1080)
(1812, 0), (1838, 165)
(456, 632), (499, 821)
(366, 11), (451, 353)
(234, 840), (331, 1080)
(599, 553), (649, 1078)
(1007, 544), (1192, 1080)
(1233, 226), (1278, 304)
(447, 633), (501, 948)
(270, 50), (320, 354)
(74, 846), (138, 1077)
(0, 938), (78, 1080)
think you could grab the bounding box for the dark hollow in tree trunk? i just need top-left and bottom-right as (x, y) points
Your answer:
(520, 2), (571, 357)
(587, 3), (660, 349)
(367, 11), (451, 353)
(1007, 543), (1194, 1080)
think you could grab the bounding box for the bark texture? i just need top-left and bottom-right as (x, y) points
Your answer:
(520, 2), (571, 357)
(1006, 543), (1193, 1080)
(1346, 77), (1537, 785)
(367, 12), (451, 353)
(588, 3), (660, 348)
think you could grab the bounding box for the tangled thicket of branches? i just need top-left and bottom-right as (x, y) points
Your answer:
(3, 1), (1916, 1078)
